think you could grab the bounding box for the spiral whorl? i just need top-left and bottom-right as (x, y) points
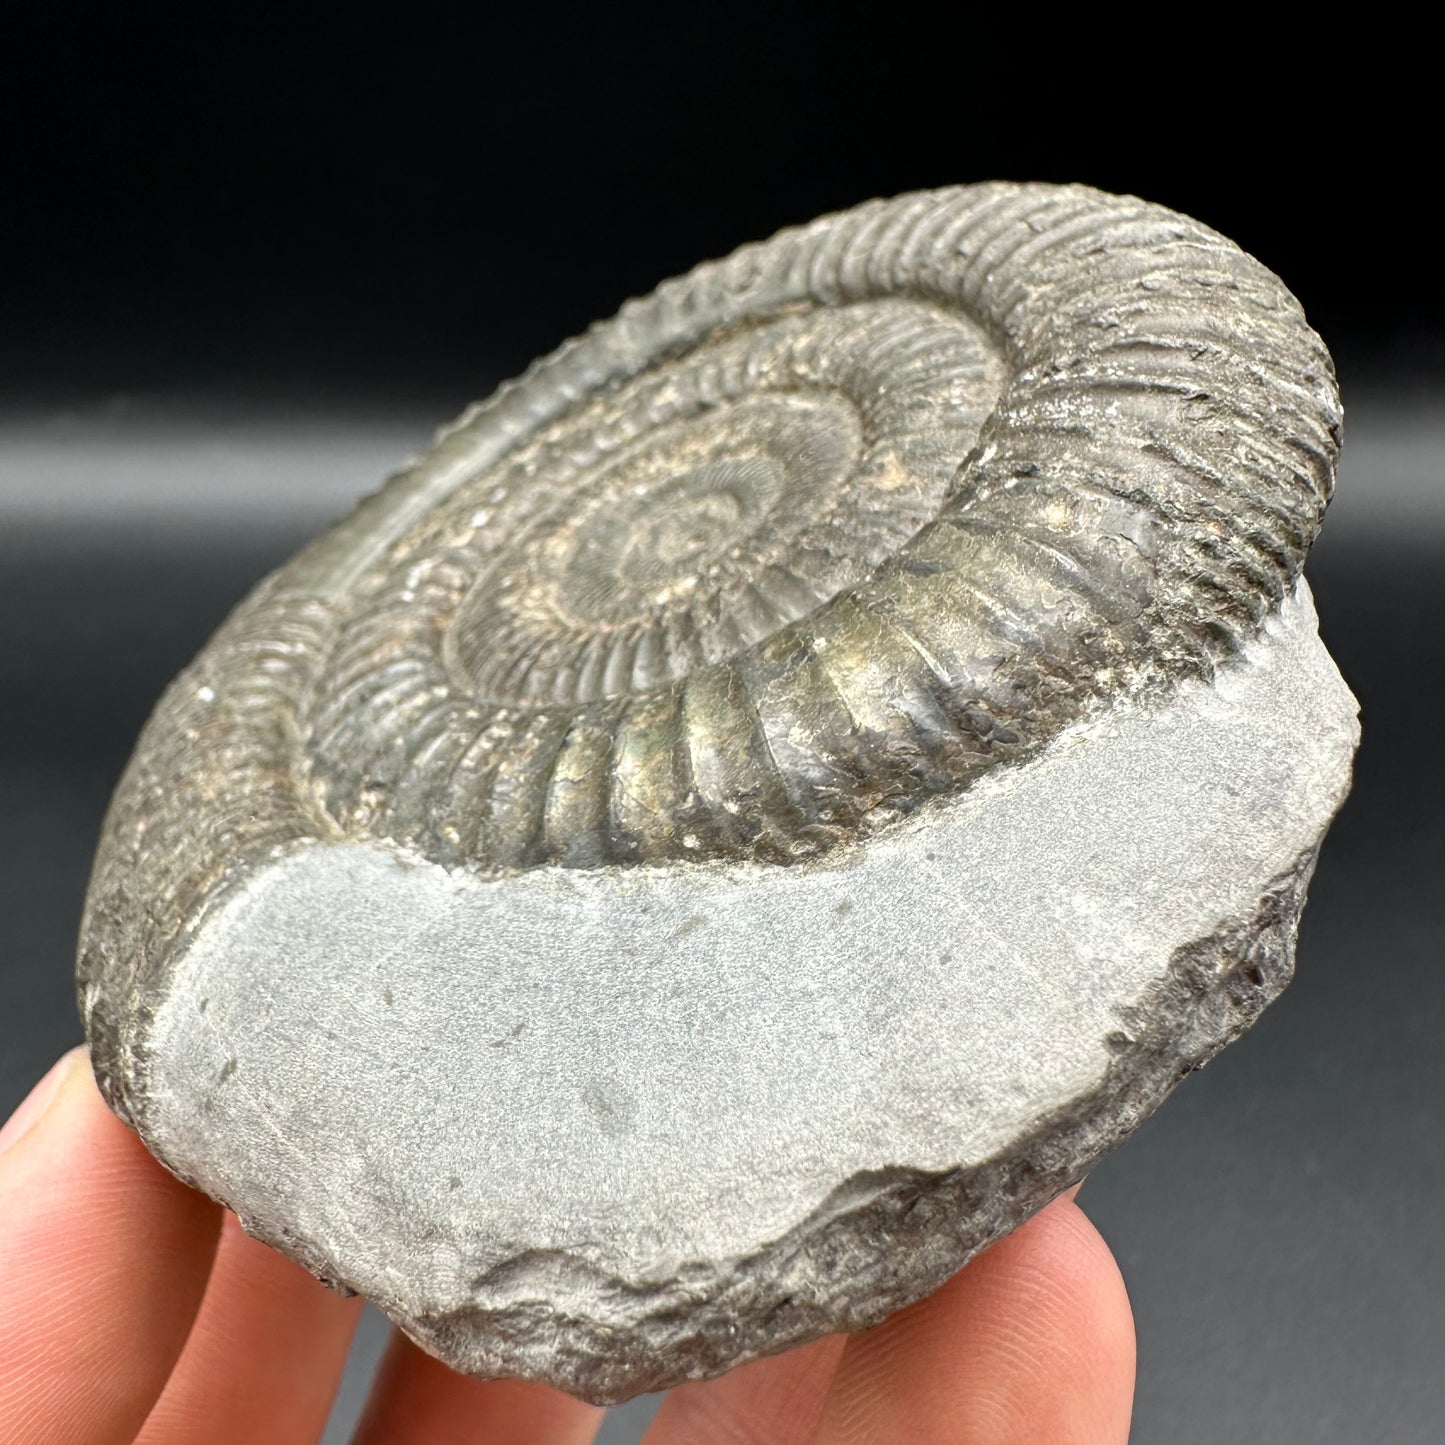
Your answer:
(80, 182), (1341, 1114)
(287, 183), (1339, 872)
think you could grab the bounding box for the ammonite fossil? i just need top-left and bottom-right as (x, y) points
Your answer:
(79, 183), (1359, 1401)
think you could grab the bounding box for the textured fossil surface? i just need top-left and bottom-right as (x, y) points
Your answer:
(78, 183), (1358, 1401)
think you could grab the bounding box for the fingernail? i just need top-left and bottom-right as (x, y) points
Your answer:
(0, 1048), (87, 1160)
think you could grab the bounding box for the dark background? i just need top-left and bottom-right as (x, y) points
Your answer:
(4, 8), (1441, 406)
(2, 10), (1440, 1443)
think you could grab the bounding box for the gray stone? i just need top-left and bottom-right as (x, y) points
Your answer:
(78, 183), (1358, 1402)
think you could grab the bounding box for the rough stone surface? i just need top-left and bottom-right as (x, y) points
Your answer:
(77, 183), (1358, 1401)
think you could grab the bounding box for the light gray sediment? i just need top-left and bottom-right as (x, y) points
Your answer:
(140, 585), (1355, 1400)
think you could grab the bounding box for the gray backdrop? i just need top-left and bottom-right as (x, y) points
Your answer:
(2, 390), (1440, 1443)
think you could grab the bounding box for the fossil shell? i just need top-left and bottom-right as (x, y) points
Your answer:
(78, 183), (1357, 1401)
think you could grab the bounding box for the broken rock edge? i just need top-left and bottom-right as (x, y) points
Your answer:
(79, 577), (1358, 1401)
(387, 845), (1325, 1401)
(116, 838), (1329, 1404)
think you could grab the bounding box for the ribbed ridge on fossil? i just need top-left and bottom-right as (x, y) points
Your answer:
(78, 585), (341, 1118)
(78, 182), (1341, 1116)
(299, 295), (1004, 866)
(283, 184), (1337, 870)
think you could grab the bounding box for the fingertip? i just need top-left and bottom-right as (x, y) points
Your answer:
(817, 1192), (1135, 1445)
(0, 1047), (89, 1162)
(642, 1332), (847, 1445)
(0, 1048), (222, 1445)
(973, 1193), (1137, 1401)
(136, 1213), (362, 1445)
(354, 1334), (603, 1445)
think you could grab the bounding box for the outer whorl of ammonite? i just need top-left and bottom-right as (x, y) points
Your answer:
(78, 183), (1357, 1404)
(243, 181), (1337, 879)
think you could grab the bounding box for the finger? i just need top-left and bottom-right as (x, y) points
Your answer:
(135, 1211), (362, 1445)
(815, 1193), (1135, 1445)
(352, 1331), (603, 1445)
(642, 1333), (846, 1445)
(0, 1047), (222, 1445)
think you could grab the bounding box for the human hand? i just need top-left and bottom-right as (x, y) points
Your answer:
(0, 1048), (1135, 1443)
